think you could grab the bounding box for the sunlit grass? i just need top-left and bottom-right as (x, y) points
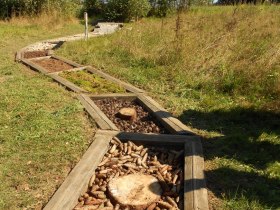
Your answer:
(0, 18), (93, 209)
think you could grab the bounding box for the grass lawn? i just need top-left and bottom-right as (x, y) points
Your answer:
(57, 6), (280, 210)
(0, 19), (95, 209)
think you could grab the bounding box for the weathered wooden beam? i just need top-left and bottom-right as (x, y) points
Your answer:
(78, 94), (119, 131)
(137, 94), (196, 135)
(89, 93), (137, 100)
(51, 55), (83, 68)
(47, 73), (88, 93)
(21, 58), (49, 74)
(43, 133), (111, 210)
(184, 141), (209, 210)
(28, 56), (52, 61)
(62, 66), (90, 73)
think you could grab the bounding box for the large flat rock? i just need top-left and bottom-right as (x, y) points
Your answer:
(108, 174), (162, 209)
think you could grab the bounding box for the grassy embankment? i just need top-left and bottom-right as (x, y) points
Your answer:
(57, 6), (280, 210)
(0, 17), (94, 209)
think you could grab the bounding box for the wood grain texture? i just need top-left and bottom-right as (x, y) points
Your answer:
(51, 55), (83, 68)
(137, 94), (196, 135)
(89, 93), (137, 100)
(15, 50), (23, 62)
(28, 56), (52, 61)
(21, 58), (49, 74)
(78, 94), (119, 131)
(62, 66), (90, 73)
(184, 141), (209, 210)
(44, 133), (111, 210)
(96, 130), (199, 146)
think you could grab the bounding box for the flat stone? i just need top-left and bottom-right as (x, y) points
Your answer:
(118, 107), (137, 121)
(108, 174), (162, 209)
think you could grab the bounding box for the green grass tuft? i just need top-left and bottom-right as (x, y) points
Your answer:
(59, 70), (126, 94)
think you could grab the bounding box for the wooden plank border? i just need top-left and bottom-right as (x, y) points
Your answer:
(88, 93), (137, 100)
(21, 56), (83, 74)
(43, 132), (112, 210)
(19, 52), (145, 95)
(28, 56), (52, 61)
(56, 66), (90, 73)
(15, 49), (24, 61)
(87, 94), (195, 135)
(137, 94), (195, 135)
(78, 94), (119, 131)
(51, 55), (83, 68)
(21, 58), (50, 74)
(48, 73), (88, 93)
(184, 140), (209, 210)
(97, 129), (200, 145)
(44, 130), (208, 210)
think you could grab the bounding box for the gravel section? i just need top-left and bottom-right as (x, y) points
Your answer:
(23, 23), (122, 53)
(33, 57), (74, 72)
(94, 98), (169, 134)
(24, 42), (59, 52)
(75, 137), (184, 210)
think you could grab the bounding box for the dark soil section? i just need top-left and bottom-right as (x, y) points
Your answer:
(94, 98), (169, 134)
(33, 57), (74, 72)
(23, 50), (48, 59)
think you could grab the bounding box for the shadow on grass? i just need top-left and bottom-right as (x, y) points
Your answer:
(179, 107), (280, 208)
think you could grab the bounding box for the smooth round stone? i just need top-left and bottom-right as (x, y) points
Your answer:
(108, 174), (162, 209)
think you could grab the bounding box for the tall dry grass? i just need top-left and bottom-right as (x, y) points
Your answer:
(116, 6), (279, 97)
(6, 11), (80, 29)
(58, 6), (280, 112)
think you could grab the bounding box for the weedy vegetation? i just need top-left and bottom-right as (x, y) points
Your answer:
(59, 70), (126, 94)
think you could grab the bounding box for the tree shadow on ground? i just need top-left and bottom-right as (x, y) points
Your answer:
(179, 107), (280, 208)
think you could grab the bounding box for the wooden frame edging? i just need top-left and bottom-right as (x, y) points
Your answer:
(184, 141), (209, 210)
(48, 73), (88, 93)
(43, 132), (112, 210)
(21, 58), (50, 74)
(28, 56), (52, 61)
(51, 55), (83, 68)
(44, 130), (209, 210)
(77, 94), (119, 131)
(87, 94), (195, 135)
(137, 94), (195, 135)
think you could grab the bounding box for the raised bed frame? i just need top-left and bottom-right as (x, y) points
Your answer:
(47, 66), (144, 94)
(44, 130), (208, 210)
(78, 93), (195, 135)
(21, 55), (83, 74)
(21, 56), (144, 94)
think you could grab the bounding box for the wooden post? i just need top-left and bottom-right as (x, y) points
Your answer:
(84, 12), (89, 40)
